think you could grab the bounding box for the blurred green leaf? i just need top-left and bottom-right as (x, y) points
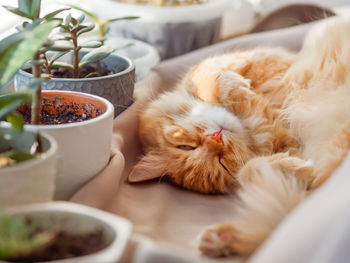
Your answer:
(52, 61), (74, 70)
(80, 40), (102, 48)
(2, 6), (31, 19)
(0, 215), (53, 260)
(42, 8), (70, 20)
(50, 51), (69, 63)
(0, 93), (32, 120)
(0, 150), (36, 162)
(79, 46), (114, 69)
(18, 0), (41, 20)
(0, 20), (60, 88)
(77, 14), (85, 25)
(43, 41), (73, 52)
(77, 23), (95, 36)
(6, 113), (25, 133)
(65, 14), (71, 27)
(49, 34), (71, 41)
(30, 59), (46, 65)
(59, 26), (68, 33)
(107, 16), (139, 23)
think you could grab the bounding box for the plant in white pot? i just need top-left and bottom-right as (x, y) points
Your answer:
(1, 0), (115, 200)
(0, 21), (58, 207)
(0, 202), (132, 263)
(88, 0), (232, 59)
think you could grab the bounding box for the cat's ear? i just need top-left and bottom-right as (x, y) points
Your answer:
(128, 151), (167, 183)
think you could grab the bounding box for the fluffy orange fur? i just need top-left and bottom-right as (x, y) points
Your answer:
(129, 17), (350, 258)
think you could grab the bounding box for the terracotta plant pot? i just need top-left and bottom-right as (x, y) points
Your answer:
(2, 202), (132, 263)
(0, 127), (57, 207)
(15, 53), (135, 117)
(21, 90), (114, 200)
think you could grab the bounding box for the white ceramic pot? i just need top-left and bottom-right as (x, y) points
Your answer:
(106, 37), (160, 81)
(0, 127), (58, 207)
(220, 0), (256, 39)
(1, 201), (132, 263)
(88, 0), (231, 59)
(23, 90), (114, 200)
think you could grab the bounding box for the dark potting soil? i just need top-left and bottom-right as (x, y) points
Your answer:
(53, 65), (111, 78)
(7, 230), (108, 262)
(22, 109), (95, 125)
(19, 97), (103, 125)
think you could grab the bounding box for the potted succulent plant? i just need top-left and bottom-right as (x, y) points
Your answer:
(69, 5), (160, 81)
(88, 0), (232, 59)
(0, 201), (132, 263)
(1, 0), (116, 200)
(14, 10), (136, 117)
(0, 25), (58, 207)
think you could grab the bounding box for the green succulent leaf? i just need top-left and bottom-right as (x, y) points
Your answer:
(0, 93), (32, 121)
(18, 0), (41, 20)
(30, 59), (46, 66)
(0, 215), (53, 260)
(42, 8), (70, 20)
(59, 25), (68, 33)
(6, 113), (25, 134)
(51, 61), (74, 70)
(107, 16), (139, 23)
(0, 150), (36, 162)
(43, 41), (73, 52)
(0, 20), (60, 88)
(80, 40), (103, 49)
(77, 14), (85, 25)
(49, 34), (72, 41)
(77, 23), (95, 36)
(65, 14), (71, 27)
(79, 46), (114, 69)
(2, 6), (31, 19)
(50, 51), (69, 63)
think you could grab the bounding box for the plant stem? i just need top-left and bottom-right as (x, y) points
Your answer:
(31, 52), (42, 124)
(72, 34), (80, 78)
(98, 24), (104, 37)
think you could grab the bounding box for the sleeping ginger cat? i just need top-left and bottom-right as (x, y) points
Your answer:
(128, 17), (350, 257)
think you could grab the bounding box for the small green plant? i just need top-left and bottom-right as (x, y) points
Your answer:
(69, 5), (139, 38)
(3, 0), (68, 124)
(50, 13), (116, 78)
(0, 214), (53, 260)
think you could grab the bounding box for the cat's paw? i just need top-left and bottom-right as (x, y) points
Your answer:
(197, 223), (237, 257)
(217, 70), (254, 101)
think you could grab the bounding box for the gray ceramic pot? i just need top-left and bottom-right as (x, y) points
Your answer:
(15, 53), (135, 117)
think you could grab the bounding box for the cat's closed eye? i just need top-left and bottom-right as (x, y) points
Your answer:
(177, 145), (196, 150)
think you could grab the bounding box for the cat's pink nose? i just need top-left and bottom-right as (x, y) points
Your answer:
(208, 131), (223, 145)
